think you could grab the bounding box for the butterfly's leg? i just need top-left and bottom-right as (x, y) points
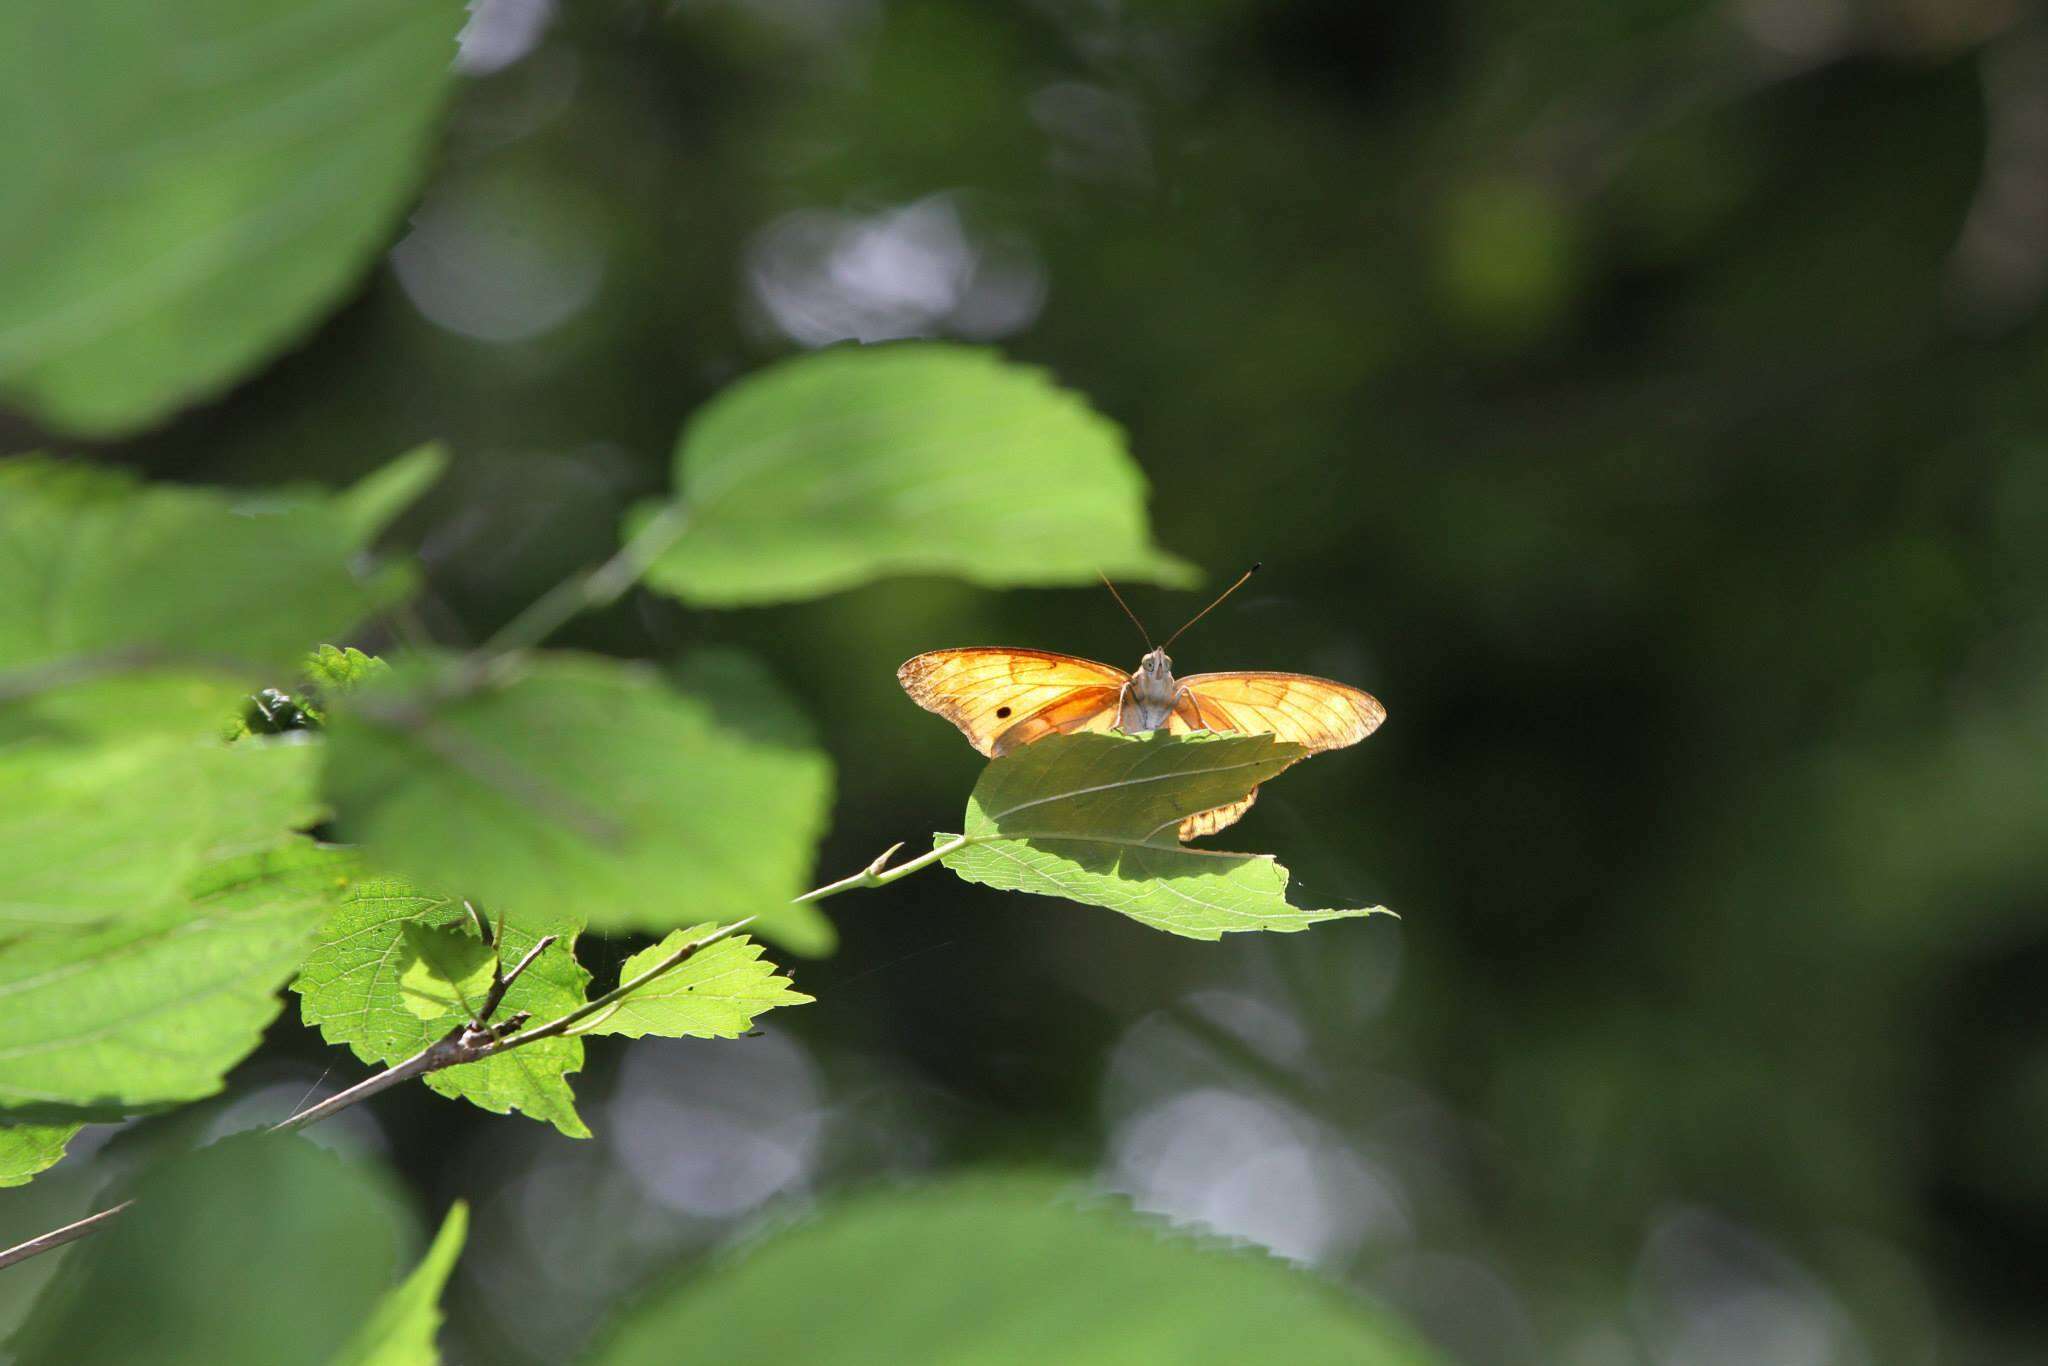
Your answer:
(1111, 680), (1133, 735)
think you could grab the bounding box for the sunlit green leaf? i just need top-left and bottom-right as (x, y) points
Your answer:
(638, 343), (1194, 605)
(0, 2), (465, 435)
(0, 842), (348, 1121)
(397, 923), (497, 1022)
(0, 673), (322, 926)
(6, 1134), (410, 1365)
(0, 456), (377, 676)
(293, 876), (592, 1139)
(323, 650), (837, 953)
(305, 645), (394, 698)
(938, 732), (1390, 938)
(0, 1124), (81, 1188)
(335, 445), (449, 549)
(329, 1201), (468, 1366)
(572, 923), (814, 1040)
(586, 1176), (1442, 1366)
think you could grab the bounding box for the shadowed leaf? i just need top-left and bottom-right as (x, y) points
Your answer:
(396, 923), (496, 1022)
(938, 731), (1390, 938)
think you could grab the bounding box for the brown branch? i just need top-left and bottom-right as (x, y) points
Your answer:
(0, 1201), (135, 1272)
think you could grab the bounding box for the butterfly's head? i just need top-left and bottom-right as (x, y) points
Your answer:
(1137, 647), (1174, 683)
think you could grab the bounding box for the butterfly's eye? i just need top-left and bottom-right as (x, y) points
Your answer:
(995, 706), (1012, 718)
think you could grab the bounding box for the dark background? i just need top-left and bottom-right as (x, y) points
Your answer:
(22, 1), (2048, 1361)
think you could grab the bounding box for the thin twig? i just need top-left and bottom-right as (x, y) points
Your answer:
(478, 502), (691, 657)
(486, 919), (753, 1048)
(475, 934), (558, 1024)
(0, 1201), (135, 1271)
(268, 1029), (473, 1135)
(794, 835), (970, 904)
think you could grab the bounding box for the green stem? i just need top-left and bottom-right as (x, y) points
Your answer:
(794, 835), (969, 904)
(478, 501), (691, 657)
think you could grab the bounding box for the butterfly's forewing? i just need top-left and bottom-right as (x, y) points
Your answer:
(1165, 672), (1385, 840)
(897, 648), (1128, 757)
(1170, 672), (1385, 752)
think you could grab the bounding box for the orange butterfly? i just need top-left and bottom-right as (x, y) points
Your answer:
(898, 566), (1385, 840)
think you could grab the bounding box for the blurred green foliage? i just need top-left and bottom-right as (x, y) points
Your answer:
(590, 1176), (1440, 1365)
(8, 1135), (411, 1365)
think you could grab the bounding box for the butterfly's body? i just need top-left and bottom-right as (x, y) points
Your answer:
(1117, 647), (1180, 733)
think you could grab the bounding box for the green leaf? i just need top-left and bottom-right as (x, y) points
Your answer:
(572, 924), (814, 1040)
(306, 645), (395, 697)
(0, 456), (378, 676)
(586, 1176), (1443, 1366)
(938, 731), (1391, 938)
(0, 1124), (81, 1188)
(293, 877), (593, 1138)
(335, 444), (449, 549)
(323, 650), (837, 953)
(7, 1134), (411, 1366)
(397, 923), (497, 1022)
(328, 1202), (468, 1366)
(638, 343), (1195, 606)
(0, 673), (323, 926)
(0, 842), (349, 1120)
(0, 2), (465, 435)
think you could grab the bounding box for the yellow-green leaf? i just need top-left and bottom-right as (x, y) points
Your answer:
(572, 924), (813, 1040)
(638, 343), (1194, 606)
(0, 1123), (81, 1188)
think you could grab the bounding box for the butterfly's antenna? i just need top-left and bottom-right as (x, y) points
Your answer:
(1162, 562), (1261, 651)
(1100, 573), (1155, 650)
